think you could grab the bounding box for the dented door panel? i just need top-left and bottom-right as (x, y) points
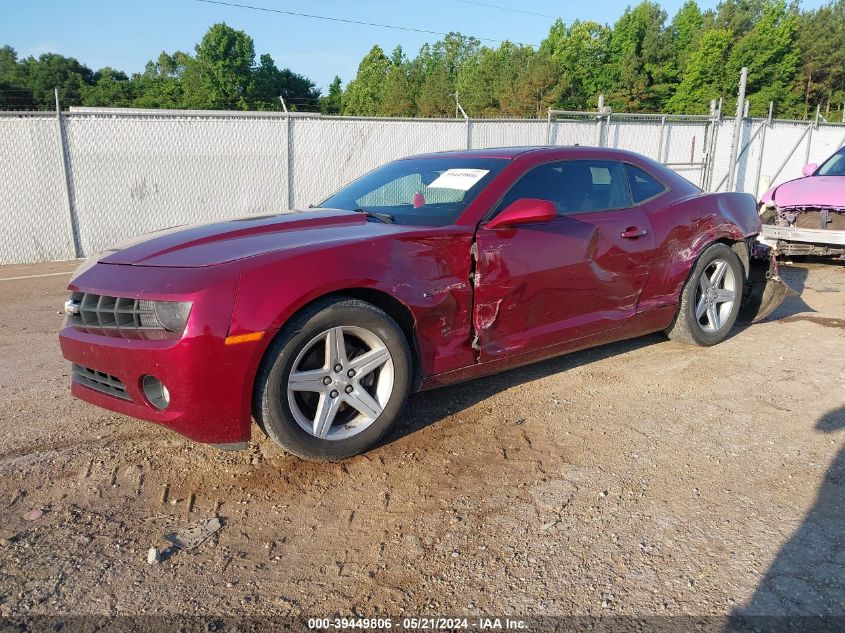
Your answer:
(472, 208), (655, 362)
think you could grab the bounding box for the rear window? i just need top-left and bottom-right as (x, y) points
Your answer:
(625, 164), (667, 203)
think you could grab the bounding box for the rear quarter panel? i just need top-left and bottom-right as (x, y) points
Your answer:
(638, 191), (761, 313)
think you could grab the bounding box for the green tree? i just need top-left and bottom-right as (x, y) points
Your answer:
(250, 53), (319, 110)
(20, 53), (93, 109)
(668, 0), (705, 74)
(514, 49), (567, 118)
(188, 23), (256, 109)
(607, 2), (670, 110)
(416, 63), (454, 117)
(710, 0), (766, 36)
(490, 43), (536, 117)
(81, 67), (136, 107)
(131, 53), (186, 109)
(540, 19), (611, 109)
(343, 45), (390, 115)
(456, 46), (500, 116)
(320, 76), (343, 114)
(726, 0), (800, 116)
(796, 0), (845, 117)
(429, 33), (481, 79)
(411, 33), (480, 117)
(0, 46), (34, 109)
(381, 46), (415, 116)
(667, 28), (733, 113)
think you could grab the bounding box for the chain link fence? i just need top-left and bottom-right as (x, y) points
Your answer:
(1, 106), (844, 264)
(0, 112), (76, 264)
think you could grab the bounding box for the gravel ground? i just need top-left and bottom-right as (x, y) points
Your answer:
(0, 258), (843, 624)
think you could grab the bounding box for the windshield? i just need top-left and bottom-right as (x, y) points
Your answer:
(317, 157), (508, 226)
(817, 149), (845, 176)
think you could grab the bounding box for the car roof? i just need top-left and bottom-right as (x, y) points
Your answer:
(405, 146), (654, 161)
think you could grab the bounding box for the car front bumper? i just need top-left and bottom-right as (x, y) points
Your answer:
(58, 262), (264, 447)
(760, 224), (845, 246)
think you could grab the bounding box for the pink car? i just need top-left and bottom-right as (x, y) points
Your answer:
(759, 147), (845, 256)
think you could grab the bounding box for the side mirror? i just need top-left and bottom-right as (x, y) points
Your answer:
(802, 163), (817, 177)
(486, 198), (557, 230)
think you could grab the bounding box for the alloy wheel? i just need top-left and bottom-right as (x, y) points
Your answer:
(694, 258), (737, 333)
(286, 326), (394, 441)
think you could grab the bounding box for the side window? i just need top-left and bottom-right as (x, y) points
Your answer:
(497, 160), (631, 215)
(625, 164), (667, 203)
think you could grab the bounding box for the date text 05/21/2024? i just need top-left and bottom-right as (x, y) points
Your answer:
(307, 617), (528, 630)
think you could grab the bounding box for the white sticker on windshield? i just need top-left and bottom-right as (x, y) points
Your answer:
(427, 168), (489, 191)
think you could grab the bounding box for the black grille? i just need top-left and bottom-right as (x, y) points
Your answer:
(65, 292), (169, 339)
(72, 364), (131, 401)
(67, 292), (157, 329)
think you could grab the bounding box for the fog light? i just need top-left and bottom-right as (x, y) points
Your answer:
(142, 375), (170, 410)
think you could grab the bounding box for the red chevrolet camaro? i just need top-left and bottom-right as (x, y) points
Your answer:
(59, 146), (785, 460)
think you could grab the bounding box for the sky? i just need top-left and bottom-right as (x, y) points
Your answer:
(1, 0), (828, 93)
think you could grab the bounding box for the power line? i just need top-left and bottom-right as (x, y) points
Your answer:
(195, 0), (537, 46)
(455, 0), (558, 19)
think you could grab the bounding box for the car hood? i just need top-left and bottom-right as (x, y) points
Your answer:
(98, 209), (377, 268)
(762, 176), (845, 209)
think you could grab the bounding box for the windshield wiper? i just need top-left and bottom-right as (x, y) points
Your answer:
(351, 207), (395, 224)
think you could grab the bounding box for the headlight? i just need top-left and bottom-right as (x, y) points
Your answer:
(153, 301), (193, 332)
(136, 299), (192, 333)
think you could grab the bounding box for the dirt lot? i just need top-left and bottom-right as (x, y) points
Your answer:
(0, 258), (843, 625)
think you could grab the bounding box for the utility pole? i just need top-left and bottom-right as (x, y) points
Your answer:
(726, 67), (748, 192)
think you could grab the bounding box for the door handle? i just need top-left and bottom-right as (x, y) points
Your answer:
(620, 226), (648, 239)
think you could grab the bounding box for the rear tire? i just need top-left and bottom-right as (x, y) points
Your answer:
(253, 296), (411, 460)
(665, 243), (743, 346)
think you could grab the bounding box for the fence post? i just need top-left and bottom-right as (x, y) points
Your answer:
(595, 95), (605, 147)
(279, 96), (293, 209)
(657, 116), (666, 162)
(701, 100), (716, 189)
(706, 100), (722, 191)
(546, 108), (551, 145)
(805, 103), (820, 166)
(754, 102), (773, 198)
(54, 88), (82, 259)
(455, 102), (470, 150)
(726, 67), (748, 192)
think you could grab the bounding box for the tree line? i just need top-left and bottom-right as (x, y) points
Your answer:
(1, 0), (844, 119)
(0, 23), (320, 112)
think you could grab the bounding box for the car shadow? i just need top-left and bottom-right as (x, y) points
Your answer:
(386, 331), (666, 445)
(387, 264), (815, 447)
(755, 264), (815, 322)
(726, 405), (845, 632)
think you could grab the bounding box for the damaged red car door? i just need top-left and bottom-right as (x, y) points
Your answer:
(472, 159), (656, 361)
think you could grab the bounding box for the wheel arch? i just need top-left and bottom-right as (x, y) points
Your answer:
(250, 287), (422, 404)
(334, 287), (422, 389)
(664, 236), (746, 334)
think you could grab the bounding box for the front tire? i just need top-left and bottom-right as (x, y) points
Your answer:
(254, 296), (412, 460)
(665, 243), (743, 346)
